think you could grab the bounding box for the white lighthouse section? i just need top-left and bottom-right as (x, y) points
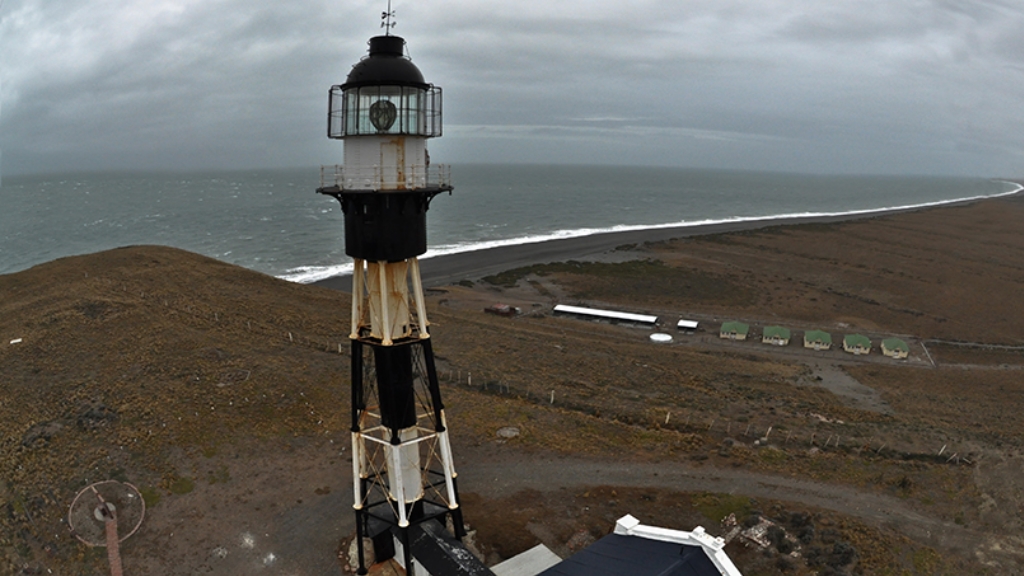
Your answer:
(391, 428), (425, 504)
(361, 260), (414, 343)
(343, 136), (428, 190)
(351, 258), (432, 345)
(353, 400), (461, 528)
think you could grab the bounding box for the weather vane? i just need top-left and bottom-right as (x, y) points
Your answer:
(381, 0), (396, 35)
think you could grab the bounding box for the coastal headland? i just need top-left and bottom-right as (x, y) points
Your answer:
(2, 190), (1024, 574)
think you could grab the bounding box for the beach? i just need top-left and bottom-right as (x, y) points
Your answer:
(315, 186), (1023, 289)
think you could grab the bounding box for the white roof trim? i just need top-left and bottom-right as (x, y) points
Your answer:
(613, 515), (743, 576)
(491, 543), (562, 576)
(553, 304), (658, 324)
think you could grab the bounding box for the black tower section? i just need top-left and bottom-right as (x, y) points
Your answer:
(318, 33), (464, 576)
(337, 191), (437, 262)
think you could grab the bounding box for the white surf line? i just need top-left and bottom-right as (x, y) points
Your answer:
(280, 182), (1023, 284)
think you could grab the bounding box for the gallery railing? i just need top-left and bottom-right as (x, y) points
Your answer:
(318, 164), (451, 191)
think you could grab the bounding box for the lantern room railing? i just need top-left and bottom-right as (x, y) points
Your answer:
(319, 163), (451, 192)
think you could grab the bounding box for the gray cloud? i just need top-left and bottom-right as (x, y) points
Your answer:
(2, 0), (1024, 176)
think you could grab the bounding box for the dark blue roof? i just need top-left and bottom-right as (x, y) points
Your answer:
(404, 520), (494, 576)
(537, 534), (721, 576)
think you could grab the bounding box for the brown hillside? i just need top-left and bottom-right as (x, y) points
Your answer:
(3, 189), (1024, 575)
(0, 246), (355, 572)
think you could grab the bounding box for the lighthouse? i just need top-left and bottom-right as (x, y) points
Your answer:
(317, 24), (470, 576)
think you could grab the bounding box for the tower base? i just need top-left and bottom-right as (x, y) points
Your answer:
(350, 337), (466, 576)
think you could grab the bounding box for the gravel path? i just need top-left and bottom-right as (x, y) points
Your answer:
(455, 443), (995, 561)
(130, 437), (1024, 575)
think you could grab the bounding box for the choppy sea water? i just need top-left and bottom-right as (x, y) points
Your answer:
(0, 165), (1018, 282)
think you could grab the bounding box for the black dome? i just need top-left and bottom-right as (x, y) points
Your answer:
(342, 36), (428, 89)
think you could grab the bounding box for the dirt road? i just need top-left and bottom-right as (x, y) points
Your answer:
(127, 437), (1023, 575)
(455, 443), (981, 555)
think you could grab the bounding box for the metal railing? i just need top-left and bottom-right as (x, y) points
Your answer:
(319, 163), (451, 191)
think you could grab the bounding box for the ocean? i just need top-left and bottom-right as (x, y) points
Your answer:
(0, 165), (1019, 282)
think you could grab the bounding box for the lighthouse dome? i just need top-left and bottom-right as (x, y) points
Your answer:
(342, 36), (428, 89)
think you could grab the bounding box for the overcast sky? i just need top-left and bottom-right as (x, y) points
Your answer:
(2, 0), (1023, 177)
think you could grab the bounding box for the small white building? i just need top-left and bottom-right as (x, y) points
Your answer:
(554, 304), (658, 326)
(677, 319), (699, 333)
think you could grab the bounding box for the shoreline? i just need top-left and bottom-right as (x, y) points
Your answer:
(313, 185), (1023, 291)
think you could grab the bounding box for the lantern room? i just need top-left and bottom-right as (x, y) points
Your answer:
(328, 36), (442, 139)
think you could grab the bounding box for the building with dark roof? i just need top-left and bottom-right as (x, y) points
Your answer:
(392, 520), (494, 576)
(366, 515), (742, 576)
(536, 515), (741, 576)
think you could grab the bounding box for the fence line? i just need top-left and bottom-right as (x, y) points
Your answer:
(439, 364), (974, 466)
(95, 276), (975, 467)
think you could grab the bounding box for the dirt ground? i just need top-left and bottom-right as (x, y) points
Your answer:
(3, 194), (1024, 575)
(130, 437), (989, 575)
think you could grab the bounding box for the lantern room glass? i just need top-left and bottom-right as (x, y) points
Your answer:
(329, 85), (442, 139)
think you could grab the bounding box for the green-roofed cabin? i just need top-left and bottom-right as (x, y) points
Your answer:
(803, 330), (832, 351)
(881, 337), (910, 359)
(843, 334), (872, 355)
(762, 326), (791, 346)
(719, 321), (750, 341)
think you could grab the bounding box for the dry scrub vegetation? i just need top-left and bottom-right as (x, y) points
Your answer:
(2, 194), (1023, 575)
(0, 247), (352, 573)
